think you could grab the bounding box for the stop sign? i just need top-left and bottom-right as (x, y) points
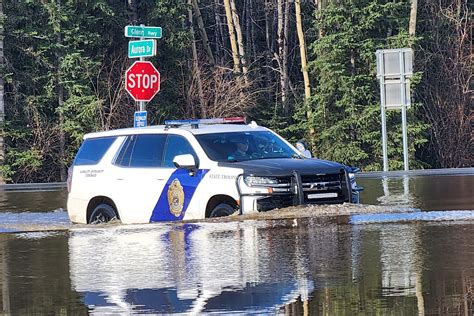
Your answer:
(125, 61), (161, 102)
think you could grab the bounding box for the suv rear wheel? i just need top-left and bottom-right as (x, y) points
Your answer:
(89, 203), (118, 224)
(209, 203), (237, 218)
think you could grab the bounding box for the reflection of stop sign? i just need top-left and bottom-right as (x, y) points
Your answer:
(125, 61), (160, 102)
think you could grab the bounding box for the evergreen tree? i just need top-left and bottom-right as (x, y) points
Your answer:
(305, 0), (428, 170)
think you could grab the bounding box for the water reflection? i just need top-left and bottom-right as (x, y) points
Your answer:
(358, 174), (474, 211)
(0, 219), (472, 314)
(69, 221), (314, 314)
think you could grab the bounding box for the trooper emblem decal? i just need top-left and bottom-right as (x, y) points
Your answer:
(149, 168), (210, 222)
(167, 178), (185, 217)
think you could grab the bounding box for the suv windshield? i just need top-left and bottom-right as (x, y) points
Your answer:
(195, 131), (299, 162)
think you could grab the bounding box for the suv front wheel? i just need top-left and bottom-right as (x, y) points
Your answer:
(209, 203), (237, 218)
(89, 203), (118, 224)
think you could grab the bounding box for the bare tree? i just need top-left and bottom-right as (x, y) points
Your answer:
(188, 0), (206, 117)
(229, 0), (248, 77)
(191, 0), (215, 65)
(420, 0), (472, 167)
(409, 0), (418, 36)
(189, 66), (259, 118)
(295, 0), (316, 150)
(277, 0), (289, 112)
(223, 0), (240, 72)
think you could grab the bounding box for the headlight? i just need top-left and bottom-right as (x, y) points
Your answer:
(244, 176), (280, 187)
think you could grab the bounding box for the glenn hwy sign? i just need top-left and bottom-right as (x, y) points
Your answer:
(125, 26), (162, 39)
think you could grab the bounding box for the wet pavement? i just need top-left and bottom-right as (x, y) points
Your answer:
(0, 170), (473, 314)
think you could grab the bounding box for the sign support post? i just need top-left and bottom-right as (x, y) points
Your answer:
(139, 24), (146, 113)
(379, 74), (389, 172)
(125, 23), (162, 127)
(399, 50), (409, 171)
(376, 48), (413, 172)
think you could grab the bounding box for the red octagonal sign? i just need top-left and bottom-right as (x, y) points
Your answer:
(125, 61), (161, 102)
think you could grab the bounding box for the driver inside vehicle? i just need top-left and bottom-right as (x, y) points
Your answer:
(228, 138), (251, 161)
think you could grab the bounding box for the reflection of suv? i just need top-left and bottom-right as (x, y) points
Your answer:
(67, 118), (362, 224)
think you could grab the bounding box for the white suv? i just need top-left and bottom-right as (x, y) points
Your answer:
(67, 118), (361, 224)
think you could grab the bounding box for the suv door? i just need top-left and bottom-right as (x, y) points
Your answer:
(149, 134), (208, 222)
(110, 134), (170, 223)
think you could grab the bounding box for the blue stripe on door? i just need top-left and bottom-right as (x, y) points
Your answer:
(149, 169), (209, 222)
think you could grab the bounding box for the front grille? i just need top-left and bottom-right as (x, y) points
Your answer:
(300, 173), (345, 203)
(249, 171), (351, 213)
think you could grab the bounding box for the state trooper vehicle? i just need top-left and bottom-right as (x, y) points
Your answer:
(67, 117), (362, 224)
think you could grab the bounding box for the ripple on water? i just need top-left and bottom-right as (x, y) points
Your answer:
(350, 210), (474, 224)
(0, 210), (71, 232)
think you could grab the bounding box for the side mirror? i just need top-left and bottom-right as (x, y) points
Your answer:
(173, 154), (197, 170)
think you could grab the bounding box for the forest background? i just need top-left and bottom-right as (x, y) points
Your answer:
(0, 0), (471, 183)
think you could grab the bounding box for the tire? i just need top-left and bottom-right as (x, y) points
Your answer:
(89, 203), (118, 224)
(209, 203), (237, 218)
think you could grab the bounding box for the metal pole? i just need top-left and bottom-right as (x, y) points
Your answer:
(139, 24), (146, 113)
(400, 50), (409, 171)
(380, 84), (389, 172)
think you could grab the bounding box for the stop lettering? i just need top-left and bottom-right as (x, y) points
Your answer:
(125, 61), (161, 102)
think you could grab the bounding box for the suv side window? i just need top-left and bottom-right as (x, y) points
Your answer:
(115, 134), (166, 167)
(74, 137), (117, 166)
(163, 135), (197, 168)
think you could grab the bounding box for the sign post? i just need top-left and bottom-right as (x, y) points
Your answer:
(125, 24), (162, 127)
(376, 48), (413, 171)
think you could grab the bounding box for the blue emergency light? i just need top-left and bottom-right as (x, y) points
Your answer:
(164, 117), (246, 128)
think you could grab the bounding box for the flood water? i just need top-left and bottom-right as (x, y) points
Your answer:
(0, 172), (473, 314)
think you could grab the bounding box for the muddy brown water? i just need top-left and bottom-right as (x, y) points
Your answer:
(0, 172), (473, 314)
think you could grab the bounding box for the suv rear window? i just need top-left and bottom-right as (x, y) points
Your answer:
(74, 137), (117, 166)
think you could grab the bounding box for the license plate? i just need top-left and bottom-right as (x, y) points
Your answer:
(307, 192), (338, 199)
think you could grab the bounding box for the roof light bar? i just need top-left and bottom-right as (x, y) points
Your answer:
(164, 117), (246, 126)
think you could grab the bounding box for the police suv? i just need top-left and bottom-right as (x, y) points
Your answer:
(67, 118), (362, 224)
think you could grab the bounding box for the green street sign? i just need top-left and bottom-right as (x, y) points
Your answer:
(128, 40), (156, 58)
(125, 26), (162, 39)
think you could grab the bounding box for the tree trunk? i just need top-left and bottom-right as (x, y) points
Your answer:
(214, 0), (225, 63)
(277, 0), (289, 111)
(282, 0), (290, 113)
(191, 0), (215, 65)
(264, 0), (272, 102)
(0, 0), (4, 183)
(56, 0), (66, 181)
(409, 0), (418, 36)
(188, 0), (205, 118)
(127, 0), (138, 23)
(295, 0), (316, 152)
(230, 0), (248, 76)
(249, 0), (256, 58)
(223, 0), (240, 72)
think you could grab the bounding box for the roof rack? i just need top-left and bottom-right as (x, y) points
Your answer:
(164, 117), (246, 129)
